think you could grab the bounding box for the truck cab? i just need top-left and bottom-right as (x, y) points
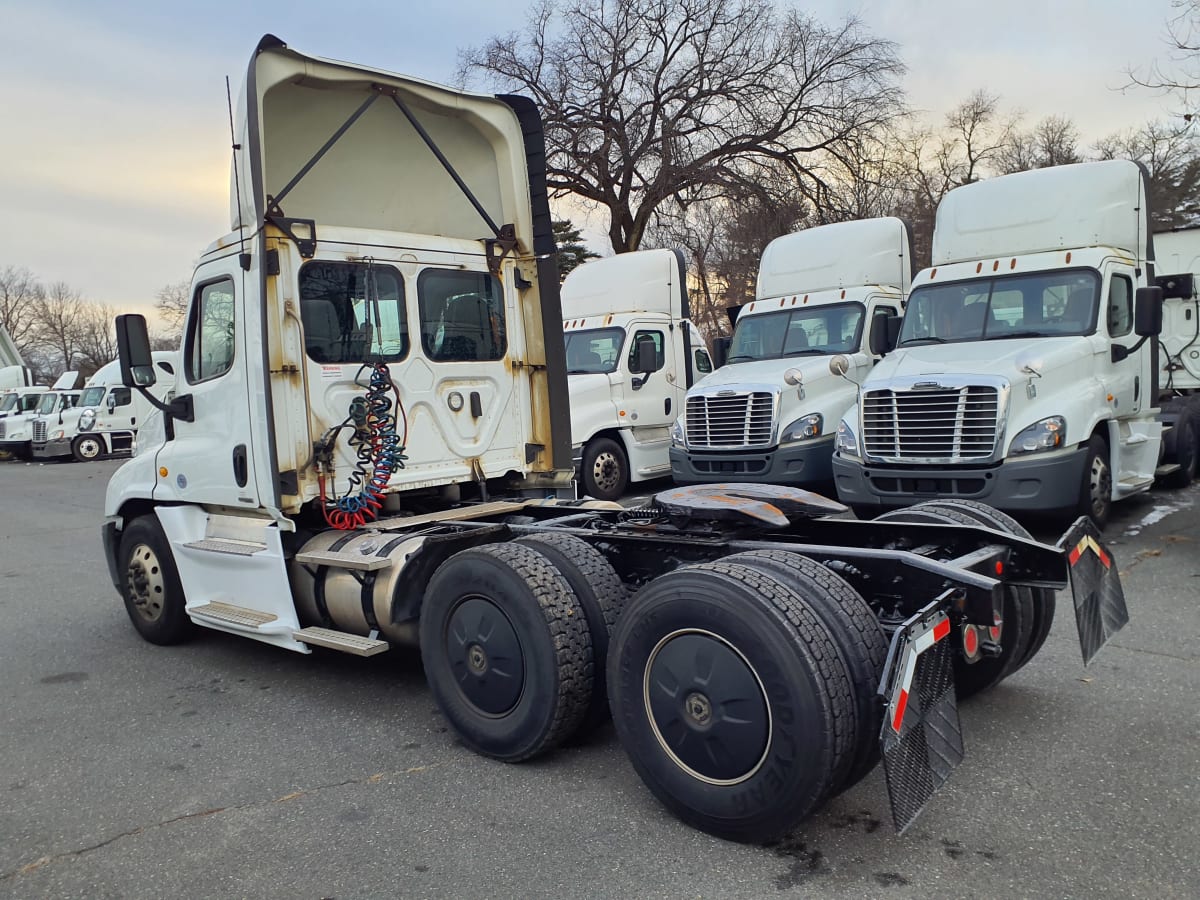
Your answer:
(0, 387), (47, 420)
(833, 160), (1182, 526)
(669, 217), (911, 486)
(562, 248), (712, 500)
(2, 386), (81, 460)
(32, 354), (179, 462)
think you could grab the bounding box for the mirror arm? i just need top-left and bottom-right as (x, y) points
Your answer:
(133, 386), (194, 442)
(1111, 335), (1149, 363)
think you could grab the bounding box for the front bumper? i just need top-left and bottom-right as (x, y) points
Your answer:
(832, 444), (1089, 515)
(0, 440), (31, 459)
(32, 438), (72, 459)
(670, 436), (835, 485)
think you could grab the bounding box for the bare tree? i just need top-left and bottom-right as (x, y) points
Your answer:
(73, 302), (119, 377)
(0, 266), (46, 359)
(1128, 0), (1200, 118)
(154, 279), (191, 336)
(461, 0), (904, 253)
(997, 115), (1082, 174)
(31, 282), (88, 374)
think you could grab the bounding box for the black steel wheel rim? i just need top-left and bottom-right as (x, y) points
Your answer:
(446, 596), (525, 716)
(643, 629), (771, 784)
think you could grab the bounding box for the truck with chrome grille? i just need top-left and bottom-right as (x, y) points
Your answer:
(103, 35), (1130, 846)
(833, 160), (1198, 527)
(669, 218), (910, 487)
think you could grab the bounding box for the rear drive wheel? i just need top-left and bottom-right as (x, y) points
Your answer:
(119, 515), (195, 645)
(72, 434), (104, 462)
(725, 550), (887, 795)
(1077, 434), (1112, 529)
(875, 504), (1034, 699)
(420, 543), (593, 762)
(515, 532), (627, 736)
(581, 437), (629, 502)
(915, 498), (1055, 675)
(607, 561), (854, 843)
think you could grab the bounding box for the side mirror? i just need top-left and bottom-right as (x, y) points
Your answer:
(106, 392), (118, 413)
(116, 314), (157, 388)
(1134, 286), (1163, 337)
(634, 338), (659, 374)
(869, 313), (900, 355)
(712, 336), (731, 368)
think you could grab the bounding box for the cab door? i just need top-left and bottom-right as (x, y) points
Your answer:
(151, 254), (259, 507)
(618, 322), (676, 431)
(1101, 268), (1143, 416)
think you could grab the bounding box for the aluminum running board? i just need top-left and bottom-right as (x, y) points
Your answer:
(294, 627), (389, 656)
(182, 538), (266, 556)
(190, 602), (278, 629)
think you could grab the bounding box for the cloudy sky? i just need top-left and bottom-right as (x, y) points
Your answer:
(0, 0), (1186, 315)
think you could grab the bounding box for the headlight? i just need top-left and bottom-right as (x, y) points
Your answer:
(51, 428), (65, 440)
(1008, 416), (1066, 456)
(670, 416), (685, 448)
(835, 418), (860, 456)
(781, 413), (823, 443)
(79, 409), (96, 431)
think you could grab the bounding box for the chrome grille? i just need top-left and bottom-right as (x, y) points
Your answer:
(33, 420), (47, 443)
(0, 420), (5, 439)
(863, 386), (1000, 461)
(686, 391), (776, 449)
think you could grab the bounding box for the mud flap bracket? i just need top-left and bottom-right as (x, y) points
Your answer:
(878, 597), (965, 834)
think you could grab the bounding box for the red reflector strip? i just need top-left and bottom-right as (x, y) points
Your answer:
(1097, 547), (1111, 569)
(1069, 543), (1083, 566)
(892, 688), (909, 732)
(932, 617), (951, 642)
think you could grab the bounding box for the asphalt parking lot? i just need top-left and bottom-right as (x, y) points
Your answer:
(1, 458), (1197, 898)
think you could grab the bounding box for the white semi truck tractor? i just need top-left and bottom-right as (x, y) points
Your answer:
(670, 218), (910, 487)
(103, 35), (1130, 843)
(562, 248), (712, 500)
(834, 160), (1196, 527)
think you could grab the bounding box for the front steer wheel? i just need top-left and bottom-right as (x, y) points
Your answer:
(607, 561), (854, 843)
(72, 434), (105, 462)
(118, 515), (195, 645)
(420, 543), (593, 762)
(581, 437), (629, 502)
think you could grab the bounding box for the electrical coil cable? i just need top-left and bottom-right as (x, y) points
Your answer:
(316, 260), (409, 530)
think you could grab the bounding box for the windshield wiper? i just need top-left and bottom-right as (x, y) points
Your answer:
(725, 354), (758, 362)
(786, 349), (827, 357)
(899, 336), (945, 345)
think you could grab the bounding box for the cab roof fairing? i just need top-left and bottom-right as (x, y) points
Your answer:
(229, 35), (537, 257)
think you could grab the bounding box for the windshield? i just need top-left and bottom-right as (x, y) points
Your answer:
(728, 302), (865, 362)
(80, 387), (106, 407)
(900, 270), (1101, 346)
(0, 395), (15, 413)
(564, 327), (625, 374)
(35, 393), (58, 415)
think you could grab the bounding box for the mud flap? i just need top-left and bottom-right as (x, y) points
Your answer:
(1057, 516), (1129, 666)
(878, 599), (965, 834)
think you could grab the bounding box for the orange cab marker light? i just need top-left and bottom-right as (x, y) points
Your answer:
(976, 263), (983, 273)
(1010, 258), (1017, 269)
(1066, 252), (1072, 263)
(159, 467), (169, 477)
(992, 260), (1000, 271)
(930, 268), (938, 279)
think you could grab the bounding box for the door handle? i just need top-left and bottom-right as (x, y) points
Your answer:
(232, 444), (248, 487)
(664, 398), (671, 415)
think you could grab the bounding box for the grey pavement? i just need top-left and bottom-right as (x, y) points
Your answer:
(0, 458), (1197, 898)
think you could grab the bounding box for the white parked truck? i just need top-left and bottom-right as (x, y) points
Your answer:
(0, 373), (80, 460)
(102, 34), (1130, 844)
(562, 248), (712, 499)
(670, 218), (910, 486)
(0, 323), (43, 412)
(31, 354), (179, 462)
(1146, 227), (1200, 449)
(833, 160), (1197, 527)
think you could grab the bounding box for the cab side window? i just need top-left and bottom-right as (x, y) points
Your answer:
(694, 347), (712, 374)
(418, 269), (507, 362)
(186, 279), (236, 383)
(1107, 275), (1133, 337)
(628, 330), (665, 371)
(110, 388), (132, 407)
